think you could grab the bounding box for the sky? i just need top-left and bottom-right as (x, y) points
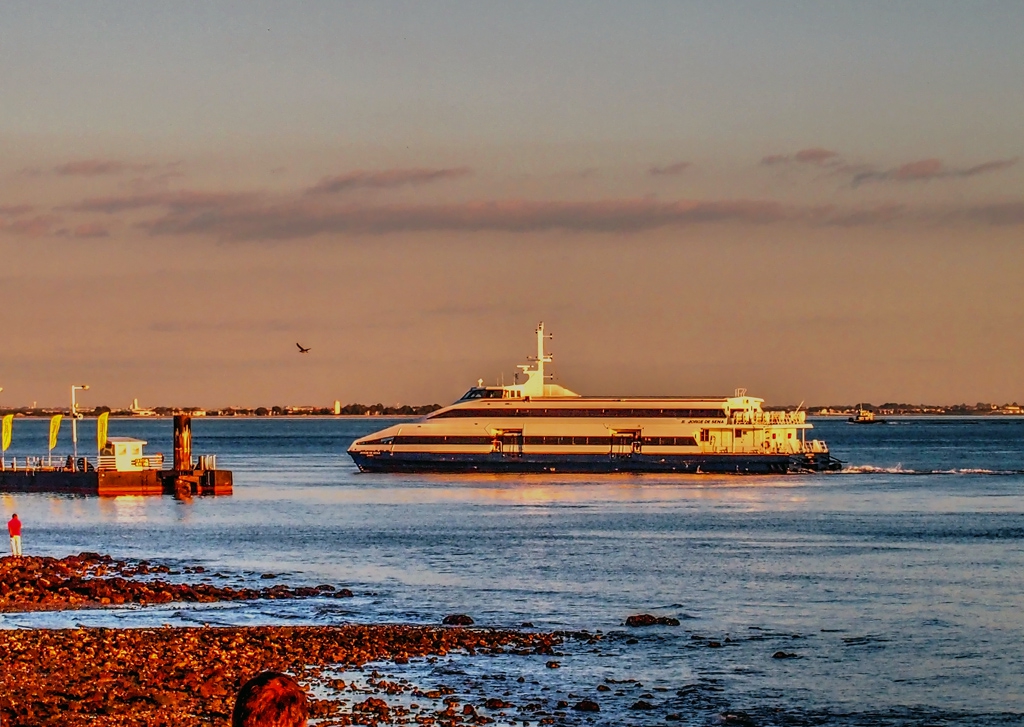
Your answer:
(1, 1), (1022, 408)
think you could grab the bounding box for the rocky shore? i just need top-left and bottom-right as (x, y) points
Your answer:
(0, 624), (561, 726)
(0, 553), (351, 611)
(0, 554), (564, 726)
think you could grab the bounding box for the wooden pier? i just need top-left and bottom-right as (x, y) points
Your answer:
(0, 415), (232, 497)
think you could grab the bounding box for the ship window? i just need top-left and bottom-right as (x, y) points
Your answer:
(641, 436), (698, 447)
(735, 429), (743, 438)
(699, 429), (710, 442)
(393, 435), (493, 445)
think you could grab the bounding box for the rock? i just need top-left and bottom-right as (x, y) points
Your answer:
(354, 697), (390, 716)
(626, 638), (639, 644)
(484, 698), (512, 709)
(521, 622), (534, 628)
(772, 650), (799, 659)
(630, 700), (655, 710)
(555, 700), (569, 709)
(572, 699), (600, 712)
(546, 661), (560, 669)
(596, 684), (611, 692)
(442, 614), (474, 626)
(625, 614), (681, 627)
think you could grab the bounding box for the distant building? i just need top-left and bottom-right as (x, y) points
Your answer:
(129, 398), (157, 417)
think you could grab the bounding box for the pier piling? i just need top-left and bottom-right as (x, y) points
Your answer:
(173, 415), (192, 471)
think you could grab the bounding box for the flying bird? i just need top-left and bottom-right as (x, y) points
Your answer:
(296, 343), (311, 353)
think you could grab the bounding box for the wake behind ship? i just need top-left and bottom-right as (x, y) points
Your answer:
(348, 324), (841, 474)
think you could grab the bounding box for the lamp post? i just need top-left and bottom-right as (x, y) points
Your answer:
(71, 384), (89, 461)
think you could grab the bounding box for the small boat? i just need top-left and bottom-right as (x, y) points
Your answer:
(848, 408), (887, 424)
(348, 324), (842, 473)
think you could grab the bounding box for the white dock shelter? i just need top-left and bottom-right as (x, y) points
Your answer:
(98, 437), (163, 472)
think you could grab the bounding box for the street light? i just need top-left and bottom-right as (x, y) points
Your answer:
(71, 384), (89, 461)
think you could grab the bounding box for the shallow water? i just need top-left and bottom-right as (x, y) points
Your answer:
(2, 416), (1024, 725)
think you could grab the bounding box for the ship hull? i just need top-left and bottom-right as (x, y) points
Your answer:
(349, 451), (840, 474)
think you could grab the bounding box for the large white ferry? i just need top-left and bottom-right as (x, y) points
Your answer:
(348, 324), (841, 474)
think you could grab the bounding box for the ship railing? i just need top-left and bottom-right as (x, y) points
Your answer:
(702, 438), (828, 455)
(731, 410), (807, 425)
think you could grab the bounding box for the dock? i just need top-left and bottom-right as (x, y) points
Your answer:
(0, 415), (232, 497)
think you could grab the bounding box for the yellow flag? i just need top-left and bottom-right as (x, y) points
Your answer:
(1, 414), (12, 452)
(97, 411), (109, 452)
(49, 414), (63, 452)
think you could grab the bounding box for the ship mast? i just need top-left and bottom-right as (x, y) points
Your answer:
(532, 322), (553, 386)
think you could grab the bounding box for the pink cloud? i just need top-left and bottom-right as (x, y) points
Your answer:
(794, 148), (840, 165)
(304, 167), (472, 195)
(65, 190), (257, 214)
(648, 162), (691, 176)
(137, 197), (793, 240)
(951, 201), (1024, 226)
(71, 222), (111, 238)
(761, 148), (840, 166)
(852, 157), (1018, 186)
(53, 159), (155, 176)
(0, 215), (60, 237)
(0, 204), (34, 216)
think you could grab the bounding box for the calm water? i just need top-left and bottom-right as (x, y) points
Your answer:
(2, 416), (1024, 726)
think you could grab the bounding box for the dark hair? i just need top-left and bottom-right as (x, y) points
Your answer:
(232, 672), (308, 727)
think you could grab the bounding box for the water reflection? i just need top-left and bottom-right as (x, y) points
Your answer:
(111, 496), (149, 523)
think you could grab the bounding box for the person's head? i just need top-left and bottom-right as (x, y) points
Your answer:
(232, 672), (308, 727)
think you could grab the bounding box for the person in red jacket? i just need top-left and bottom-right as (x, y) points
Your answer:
(8, 513), (22, 557)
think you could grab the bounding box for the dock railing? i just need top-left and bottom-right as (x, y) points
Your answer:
(2, 453), (167, 473)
